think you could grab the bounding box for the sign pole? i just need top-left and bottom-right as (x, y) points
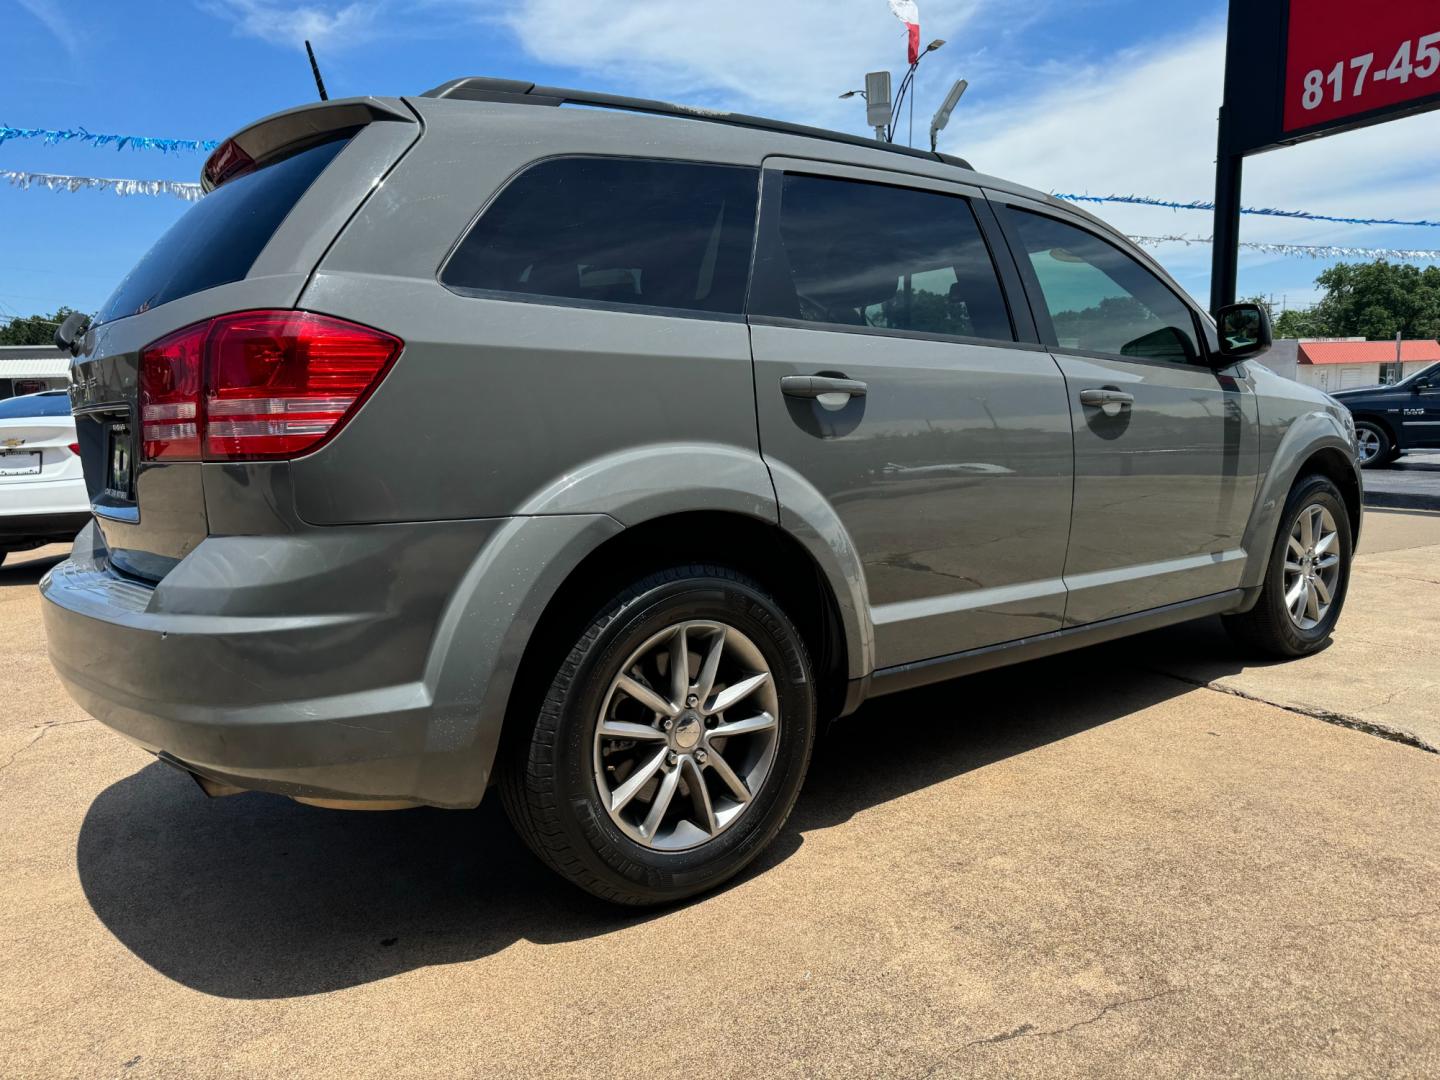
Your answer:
(1210, 127), (1243, 314)
(1209, 0), (1440, 314)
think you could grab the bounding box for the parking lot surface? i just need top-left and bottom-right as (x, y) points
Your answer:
(1364, 450), (1440, 511)
(3, 514), (1439, 1079)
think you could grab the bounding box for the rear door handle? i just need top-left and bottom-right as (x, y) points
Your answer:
(1079, 388), (1134, 416)
(781, 375), (868, 400)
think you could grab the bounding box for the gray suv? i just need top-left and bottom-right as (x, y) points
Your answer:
(42, 78), (1362, 905)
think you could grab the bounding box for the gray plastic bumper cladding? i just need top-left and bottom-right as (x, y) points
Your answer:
(40, 519), (524, 807)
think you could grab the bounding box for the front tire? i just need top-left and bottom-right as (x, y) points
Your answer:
(500, 565), (815, 906)
(1223, 474), (1353, 659)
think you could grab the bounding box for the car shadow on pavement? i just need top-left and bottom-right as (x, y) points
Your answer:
(0, 551), (65, 588)
(75, 635), (1257, 1000)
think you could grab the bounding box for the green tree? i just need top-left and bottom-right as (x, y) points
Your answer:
(1274, 305), (1330, 339)
(0, 307), (81, 347)
(1304, 261), (1440, 340)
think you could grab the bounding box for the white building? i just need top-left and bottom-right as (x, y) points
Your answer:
(0, 344), (70, 398)
(1293, 338), (1440, 392)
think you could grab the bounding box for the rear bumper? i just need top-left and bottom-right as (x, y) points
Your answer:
(39, 519), (510, 808)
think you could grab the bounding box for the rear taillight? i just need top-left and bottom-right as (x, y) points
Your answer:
(140, 323), (205, 460)
(67, 443), (80, 455)
(139, 311), (402, 462)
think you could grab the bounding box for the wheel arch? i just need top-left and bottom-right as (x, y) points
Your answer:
(504, 510), (861, 746)
(1296, 445), (1362, 541)
(1239, 411), (1359, 591)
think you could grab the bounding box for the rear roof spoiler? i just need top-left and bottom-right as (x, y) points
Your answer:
(201, 96), (414, 192)
(421, 77), (974, 173)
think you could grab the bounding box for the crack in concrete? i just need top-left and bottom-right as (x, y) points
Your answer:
(28, 717), (93, 731)
(1147, 668), (1437, 755)
(0, 729), (50, 778)
(0, 718), (95, 779)
(910, 989), (1181, 1077)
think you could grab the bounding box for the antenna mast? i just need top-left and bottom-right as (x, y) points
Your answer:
(305, 40), (329, 101)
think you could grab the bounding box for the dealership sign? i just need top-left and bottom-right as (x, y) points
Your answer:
(1211, 0), (1440, 310)
(1286, 1), (1440, 134)
(1224, 0), (1440, 156)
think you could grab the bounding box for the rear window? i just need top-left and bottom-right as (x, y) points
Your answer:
(94, 134), (354, 325)
(0, 392), (70, 419)
(441, 157), (759, 317)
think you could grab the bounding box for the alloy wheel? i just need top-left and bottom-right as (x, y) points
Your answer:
(593, 620), (780, 851)
(1283, 503), (1342, 631)
(1355, 427), (1383, 465)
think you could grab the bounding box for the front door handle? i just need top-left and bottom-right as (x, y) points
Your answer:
(1078, 387), (1134, 417)
(781, 375), (868, 400)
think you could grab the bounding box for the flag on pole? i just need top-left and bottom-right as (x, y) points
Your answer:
(888, 0), (921, 64)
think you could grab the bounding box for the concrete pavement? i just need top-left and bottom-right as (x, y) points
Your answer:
(1113, 507), (1440, 752)
(2, 517), (1439, 1079)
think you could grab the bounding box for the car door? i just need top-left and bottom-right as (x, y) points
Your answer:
(748, 161), (1075, 669)
(1403, 366), (1440, 447)
(993, 197), (1260, 626)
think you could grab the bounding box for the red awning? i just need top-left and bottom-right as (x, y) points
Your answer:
(1297, 340), (1440, 365)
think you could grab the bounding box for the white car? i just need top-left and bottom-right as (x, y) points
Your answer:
(0, 391), (89, 566)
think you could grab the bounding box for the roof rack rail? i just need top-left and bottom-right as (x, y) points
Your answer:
(420, 77), (974, 172)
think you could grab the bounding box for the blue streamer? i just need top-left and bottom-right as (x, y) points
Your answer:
(0, 125), (218, 154)
(1052, 192), (1440, 229)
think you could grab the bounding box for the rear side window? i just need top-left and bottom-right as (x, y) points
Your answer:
(95, 134), (354, 325)
(441, 157), (759, 316)
(752, 173), (1013, 342)
(1004, 209), (1200, 363)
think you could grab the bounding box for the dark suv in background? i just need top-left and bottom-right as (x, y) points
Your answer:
(42, 79), (1360, 904)
(1332, 361), (1440, 466)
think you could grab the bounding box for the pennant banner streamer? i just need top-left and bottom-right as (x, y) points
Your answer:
(1054, 192), (1440, 229)
(1130, 234), (1440, 260)
(0, 125), (218, 153)
(3, 170), (203, 201)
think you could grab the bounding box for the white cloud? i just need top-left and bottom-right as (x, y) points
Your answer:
(15, 0), (80, 59)
(204, 0), (381, 50)
(484, 0), (996, 125)
(956, 28), (1440, 221)
(948, 25), (1440, 299)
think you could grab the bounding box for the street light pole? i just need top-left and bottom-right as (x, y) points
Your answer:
(886, 39), (945, 145)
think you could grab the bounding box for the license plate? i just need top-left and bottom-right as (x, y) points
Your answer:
(105, 422), (134, 499)
(0, 451), (41, 477)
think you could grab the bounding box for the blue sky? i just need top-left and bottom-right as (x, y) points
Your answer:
(3, 0), (1440, 323)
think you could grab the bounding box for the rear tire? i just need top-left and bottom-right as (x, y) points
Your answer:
(1354, 421), (1393, 469)
(500, 564), (815, 906)
(1223, 474), (1353, 659)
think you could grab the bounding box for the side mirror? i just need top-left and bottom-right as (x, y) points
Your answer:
(1215, 302), (1272, 362)
(53, 311), (90, 356)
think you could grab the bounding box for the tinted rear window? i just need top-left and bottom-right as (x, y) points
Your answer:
(94, 134), (353, 325)
(0, 392), (70, 419)
(441, 157), (759, 316)
(752, 174), (1013, 341)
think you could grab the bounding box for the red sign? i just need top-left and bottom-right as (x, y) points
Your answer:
(1284, 0), (1440, 133)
